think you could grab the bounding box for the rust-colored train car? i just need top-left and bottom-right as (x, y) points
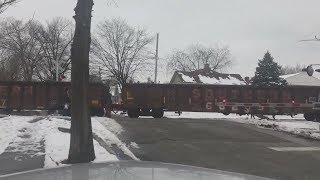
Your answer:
(122, 84), (320, 120)
(0, 81), (109, 116)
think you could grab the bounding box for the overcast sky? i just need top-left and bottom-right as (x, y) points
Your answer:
(2, 0), (320, 82)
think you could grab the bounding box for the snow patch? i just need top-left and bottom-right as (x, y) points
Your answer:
(164, 111), (320, 141)
(44, 131), (118, 168)
(93, 139), (118, 163)
(43, 117), (131, 167)
(91, 118), (139, 161)
(198, 75), (245, 85)
(178, 72), (196, 83)
(0, 116), (38, 155)
(95, 117), (123, 135)
(164, 111), (243, 120)
(281, 72), (320, 86)
(44, 132), (69, 168)
(0, 115), (132, 168)
(280, 73), (299, 79)
(130, 142), (139, 149)
(198, 75), (220, 84)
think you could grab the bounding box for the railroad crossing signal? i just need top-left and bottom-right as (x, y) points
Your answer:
(302, 64), (320, 76)
(299, 36), (320, 76)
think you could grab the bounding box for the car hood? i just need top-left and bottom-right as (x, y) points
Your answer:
(0, 161), (273, 180)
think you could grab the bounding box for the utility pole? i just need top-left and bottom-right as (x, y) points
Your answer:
(154, 33), (159, 84)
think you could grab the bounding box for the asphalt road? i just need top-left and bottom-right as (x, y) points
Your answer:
(0, 141), (45, 176)
(112, 116), (320, 180)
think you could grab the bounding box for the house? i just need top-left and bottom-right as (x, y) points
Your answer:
(280, 71), (320, 86)
(170, 64), (246, 85)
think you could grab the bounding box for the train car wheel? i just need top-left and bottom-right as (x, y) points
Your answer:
(128, 109), (140, 118)
(223, 112), (230, 116)
(315, 113), (320, 122)
(90, 109), (96, 116)
(47, 110), (55, 115)
(62, 103), (71, 116)
(222, 107), (231, 116)
(5, 108), (13, 115)
(152, 109), (164, 118)
(96, 108), (104, 117)
(304, 113), (315, 121)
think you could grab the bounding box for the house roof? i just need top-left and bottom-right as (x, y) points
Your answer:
(280, 71), (320, 86)
(170, 69), (246, 85)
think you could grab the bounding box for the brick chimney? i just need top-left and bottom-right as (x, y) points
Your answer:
(244, 76), (250, 85)
(204, 63), (210, 74)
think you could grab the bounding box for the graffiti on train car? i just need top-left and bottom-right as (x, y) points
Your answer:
(122, 84), (320, 121)
(191, 88), (201, 111)
(205, 89), (214, 110)
(0, 86), (8, 108)
(0, 81), (110, 117)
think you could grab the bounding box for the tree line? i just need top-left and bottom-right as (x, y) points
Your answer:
(0, 17), (155, 89)
(0, 17), (305, 88)
(0, 17), (73, 81)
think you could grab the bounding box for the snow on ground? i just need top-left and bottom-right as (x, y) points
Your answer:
(0, 115), (137, 169)
(164, 111), (320, 140)
(92, 118), (139, 161)
(44, 129), (118, 168)
(95, 117), (123, 135)
(250, 119), (320, 140)
(44, 132), (69, 167)
(0, 116), (35, 155)
(164, 111), (242, 119)
(130, 142), (139, 149)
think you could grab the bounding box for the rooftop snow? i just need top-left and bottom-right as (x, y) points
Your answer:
(178, 72), (196, 83)
(176, 70), (246, 85)
(281, 72), (320, 86)
(198, 75), (246, 85)
(280, 73), (300, 79)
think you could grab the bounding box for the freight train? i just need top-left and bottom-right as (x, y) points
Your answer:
(0, 81), (109, 116)
(122, 83), (320, 121)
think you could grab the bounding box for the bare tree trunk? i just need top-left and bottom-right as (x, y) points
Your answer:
(68, 0), (95, 163)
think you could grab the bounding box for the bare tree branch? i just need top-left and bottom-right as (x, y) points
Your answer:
(167, 44), (233, 73)
(0, 17), (73, 81)
(0, 18), (44, 81)
(280, 64), (305, 75)
(34, 17), (74, 81)
(90, 18), (153, 88)
(0, 0), (18, 14)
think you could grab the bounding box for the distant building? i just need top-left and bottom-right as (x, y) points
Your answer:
(280, 71), (320, 86)
(170, 64), (246, 85)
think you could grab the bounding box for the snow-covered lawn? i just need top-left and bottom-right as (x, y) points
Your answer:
(0, 115), (137, 168)
(164, 111), (320, 140)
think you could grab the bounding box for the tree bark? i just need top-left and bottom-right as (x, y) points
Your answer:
(68, 0), (95, 163)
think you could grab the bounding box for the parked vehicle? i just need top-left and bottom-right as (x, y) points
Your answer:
(122, 83), (320, 121)
(0, 81), (110, 116)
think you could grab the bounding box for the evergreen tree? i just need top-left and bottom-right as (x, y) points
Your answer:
(251, 51), (287, 87)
